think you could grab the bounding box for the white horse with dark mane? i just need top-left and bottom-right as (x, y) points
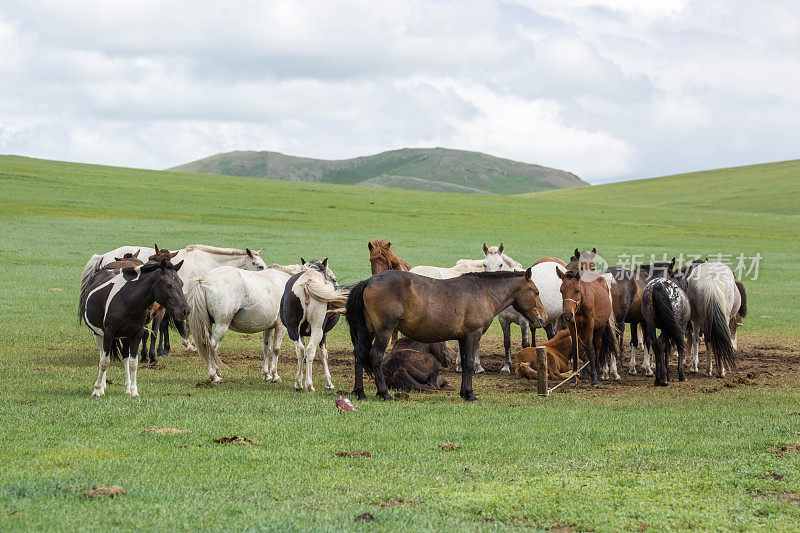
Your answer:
(187, 264), (290, 383)
(81, 245), (267, 350)
(481, 244), (566, 374)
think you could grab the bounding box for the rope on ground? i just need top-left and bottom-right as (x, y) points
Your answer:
(548, 360), (590, 394)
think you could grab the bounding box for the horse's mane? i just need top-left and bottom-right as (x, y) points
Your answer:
(267, 263), (302, 275)
(461, 271), (525, 279)
(184, 244), (250, 256)
(369, 239), (410, 270)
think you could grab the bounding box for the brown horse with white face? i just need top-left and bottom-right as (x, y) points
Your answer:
(556, 268), (618, 385)
(368, 239), (411, 275)
(346, 269), (547, 401)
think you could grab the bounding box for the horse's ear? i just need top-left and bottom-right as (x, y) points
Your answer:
(246, 248), (253, 258)
(115, 256), (124, 261)
(300, 258), (306, 265)
(483, 243), (489, 255)
(670, 257), (676, 267)
(525, 267), (532, 281)
(322, 257), (328, 269)
(160, 258), (167, 271)
(170, 250), (178, 258)
(256, 248), (262, 256)
(154, 244), (160, 254)
(556, 266), (564, 279)
(591, 248), (597, 254)
(173, 260), (184, 272)
(387, 241), (392, 248)
(574, 248), (580, 259)
(133, 250), (140, 258)
(368, 241), (374, 251)
(498, 243), (504, 254)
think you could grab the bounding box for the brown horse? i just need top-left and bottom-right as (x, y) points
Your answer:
(556, 268), (618, 385)
(382, 337), (452, 391)
(533, 256), (567, 267)
(346, 269), (547, 401)
(565, 248), (597, 271)
(514, 328), (576, 380)
(368, 239), (411, 275)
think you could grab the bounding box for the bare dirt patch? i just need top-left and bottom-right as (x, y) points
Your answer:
(333, 450), (372, 458)
(142, 426), (190, 435)
(213, 435), (260, 446)
(377, 498), (418, 508)
(755, 492), (800, 508)
(355, 512), (376, 522)
(195, 381), (215, 388)
(771, 443), (799, 457)
(436, 442), (460, 451)
(756, 473), (785, 480)
(82, 485), (126, 498)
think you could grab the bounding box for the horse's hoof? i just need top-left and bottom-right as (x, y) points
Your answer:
(378, 392), (393, 401)
(474, 366), (485, 374)
(454, 367), (462, 374)
(645, 370), (654, 377)
(461, 392), (478, 402)
(294, 383), (303, 391)
(655, 381), (668, 387)
(261, 372), (269, 381)
(273, 376), (282, 383)
(679, 376), (686, 382)
(354, 390), (367, 400)
(613, 374), (621, 381)
(325, 383), (335, 390)
(130, 390), (139, 397)
(628, 368), (637, 375)
(91, 389), (104, 397)
(500, 368), (510, 376)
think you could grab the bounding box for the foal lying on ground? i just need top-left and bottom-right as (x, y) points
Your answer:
(513, 329), (575, 381)
(382, 337), (452, 391)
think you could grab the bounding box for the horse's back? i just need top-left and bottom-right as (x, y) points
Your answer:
(530, 261), (565, 320)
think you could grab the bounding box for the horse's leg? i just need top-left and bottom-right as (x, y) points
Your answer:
(128, 333), (142, 397)
(677, 339), (686, 382)
(208, 322), (228, 381)
(640, 323), (653, 376)
(149, 313), (162, 364)
(140, 316), (152, 363)
(370, 330), (394, 401)
(608, 336), (621, 381)
(261, 327), (274, 381)
(586, 324), (599, 386)
(293, 337), (306, 391)
(653, 335), (666, 386)
(91, 334), (111, 397)
(320, 334), (334, 390)
(499, 317), (512, 375)
(628, 321), (638, 375)
(690, 321), (700, 373)
(120, 338), (132, 395)
(459, 332), (481, 401)
(353, 360), (366, 400)
(269, 324), (286, 383)
(303, 327), (325, 392)
(664, 338), (672, 383)
(545, 322), (557, 340)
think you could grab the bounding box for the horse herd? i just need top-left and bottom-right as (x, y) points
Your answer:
(78, 240), (746, 402)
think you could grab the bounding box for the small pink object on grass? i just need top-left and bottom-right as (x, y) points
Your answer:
(335, 396), (357, 412)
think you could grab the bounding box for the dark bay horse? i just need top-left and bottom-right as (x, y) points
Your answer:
(556, 268), (619, 385)
(346, 269), (547, 401)
(368, 239), (411, 275)
(382, 337), (452, 391)
(79, 258), (189, 397)
(642, 277), (690, 385)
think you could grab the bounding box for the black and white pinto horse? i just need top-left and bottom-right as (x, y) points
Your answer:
(642, 277), (691, 386)
(279, 259), (347, 391)
(79, 258), (189, 397)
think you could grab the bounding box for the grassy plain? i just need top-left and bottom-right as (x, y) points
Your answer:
(1, 155), (799, 531)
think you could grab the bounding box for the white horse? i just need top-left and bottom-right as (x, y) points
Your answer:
(279, 261), (348, 391)
(81, 245), (267, 350)
(187, 266), (290, 382)
(674, 261), (739, 377)
(409, 259), (485, 279)
(481, 244), (566, 373)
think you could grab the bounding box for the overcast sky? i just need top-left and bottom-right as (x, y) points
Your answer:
(1, 1), (798, 183)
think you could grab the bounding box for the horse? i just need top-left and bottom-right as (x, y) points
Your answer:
(566, 248), (597, 271)
(642, 277), (691, 386)
(345, 269), (547, 401)
(368, 239), (411, 275)
(672, 261), (738, 377)
(514, 328), (575, 381)
(137, 246), (181, 365)
(556, 267), (619, 385)
(408, 258), (484, 279)
(79, 258), (189, 397)
(382, 337), (453, 391)
(480, 244), (565, 373)
(731, 280), (747, 349)
(82, 244), (267, 352)
(279, 259), (347, 391)
(187, 265), (290, 383)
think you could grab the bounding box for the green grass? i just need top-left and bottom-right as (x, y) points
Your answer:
(169, 147), (587, 195)
(1, 154), (799, 531)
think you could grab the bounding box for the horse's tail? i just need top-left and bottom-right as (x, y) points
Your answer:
(601, 273), (620, 337)
(598, 320), (618, 369)
(80, 254), (103, 303)
(186, 276), (220, 368)
(735, 280), (747, 318)
(701, 279), (736, 370)
(652, 282), (685, 356)
(300, 273), (349, 309)
(345, 279), (374, 376)
(78, 273), (91, 325)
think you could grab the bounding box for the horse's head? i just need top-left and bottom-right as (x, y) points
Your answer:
(148, 258), (189, 321)
(369, 239), (392, 275)
(148, 245), (179, 262)
(556, 267), (581, 323)
(244, 248), (266, 270)
(301, 257), (338, 287)
(511, 267), (547, 328)
(567, 247), (597, 272)
(645, 258), (676, 280)
(482, 242), (507, 272)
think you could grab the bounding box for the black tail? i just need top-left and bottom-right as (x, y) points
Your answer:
(706, 295), (736, 370)
(652, 283), (685, 356)
(735, 281), (747, 318)
(78, 273), (92, 325)
(597, 322), (618, 369)
(345, 280), (375, 376)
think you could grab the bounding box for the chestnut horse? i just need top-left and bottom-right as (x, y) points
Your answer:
(345, 269), (547, 401)
(556, 268), (619, 385)
(368, 239), (411, 275)
(514, 328), (575, 381)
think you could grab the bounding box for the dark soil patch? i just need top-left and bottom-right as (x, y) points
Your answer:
(82, 485), (126, 498)
(756, 473), (785, 480)
(355, 512), (376, 522)
(377, 498), (418, 508)
(771, 443), (799, 457)
(195, 381), (214, 388)
(333, 450), (372, 458)
(213, 435), (260, 446)
(436, 442), (460, 451)
(755, 492), (800, 508)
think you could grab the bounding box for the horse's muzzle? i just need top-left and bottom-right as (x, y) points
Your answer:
(176, 307), (190, 321)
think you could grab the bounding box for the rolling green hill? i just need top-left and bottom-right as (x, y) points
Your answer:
(168, 147), (587, 195)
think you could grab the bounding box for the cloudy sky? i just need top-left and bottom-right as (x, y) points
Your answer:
(1, 1), (798, 183)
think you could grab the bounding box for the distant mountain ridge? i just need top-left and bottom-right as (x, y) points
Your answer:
(168, 147), (587, 195)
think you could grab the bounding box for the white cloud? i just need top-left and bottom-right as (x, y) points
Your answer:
(0, 0), (798, 183)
